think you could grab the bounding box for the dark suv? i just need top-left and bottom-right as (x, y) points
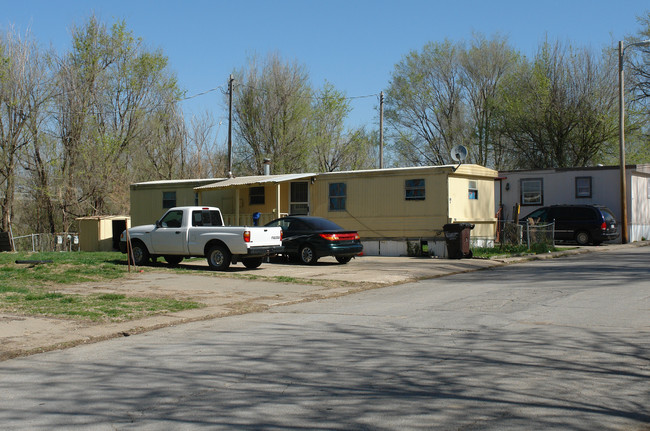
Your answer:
(520, 204), (619, 245)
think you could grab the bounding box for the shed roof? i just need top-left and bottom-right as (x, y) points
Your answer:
(76, 215), (130, 221)
(131, 178), (226, 190)
(194, 173), (316, 191)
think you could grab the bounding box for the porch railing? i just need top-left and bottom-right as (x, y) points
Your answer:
(221, 212), (287, 227)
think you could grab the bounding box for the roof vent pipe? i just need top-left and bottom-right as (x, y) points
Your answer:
(263, 158), (271, 176)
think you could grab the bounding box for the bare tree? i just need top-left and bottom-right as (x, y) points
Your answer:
(232, 53), (312, 175)
(135, 102), (187, 181)
(385, 40), (466, 166)
(186, 111), (227, 178)
(0, 28), (48, 232)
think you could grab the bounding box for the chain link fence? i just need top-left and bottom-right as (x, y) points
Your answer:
(499, 222), (555, 249)
(11, 233), (80, 252)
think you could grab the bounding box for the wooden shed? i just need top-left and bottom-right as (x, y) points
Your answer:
(77, 216), (131, 252)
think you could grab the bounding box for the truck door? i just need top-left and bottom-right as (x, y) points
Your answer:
(151, 209), (187, 254)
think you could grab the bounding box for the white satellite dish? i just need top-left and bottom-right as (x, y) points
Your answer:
(450, 145), (468, 172)
(450, 145), (468, 162)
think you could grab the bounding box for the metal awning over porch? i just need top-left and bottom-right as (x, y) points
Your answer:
(194, 173), (316, 225)
(194, 173), (316, 191)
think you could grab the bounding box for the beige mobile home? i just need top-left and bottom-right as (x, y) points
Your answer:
(309, 164), (498, 256)
(129, 178), (226, 226)
(127, 164), (498, 256)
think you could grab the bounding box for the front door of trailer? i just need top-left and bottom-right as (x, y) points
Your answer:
(290, 182), (309, 215)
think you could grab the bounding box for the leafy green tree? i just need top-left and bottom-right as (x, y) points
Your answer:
(460, 34), (518, 168)
(50, 16), (181, 230)
(494, 40), (618, 168)
(309, 82), (376, 171)
(623, 11), (650, 162)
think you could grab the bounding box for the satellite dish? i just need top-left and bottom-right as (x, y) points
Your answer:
(450, 145), (468, 162)
(450, 145), (468, 172)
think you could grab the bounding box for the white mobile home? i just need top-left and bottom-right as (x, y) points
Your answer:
(496, 165), (650, 242)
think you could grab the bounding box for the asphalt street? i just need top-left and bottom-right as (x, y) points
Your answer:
(1, 247), (648, 430)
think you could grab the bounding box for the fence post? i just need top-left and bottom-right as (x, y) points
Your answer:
(552, 222), (555, 247)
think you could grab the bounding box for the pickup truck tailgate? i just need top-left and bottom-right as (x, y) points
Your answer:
(248, 226), (283, 246)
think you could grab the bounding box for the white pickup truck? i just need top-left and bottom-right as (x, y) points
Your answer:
(119, 206), (283, 270)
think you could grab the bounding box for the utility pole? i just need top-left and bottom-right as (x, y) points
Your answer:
(228, 74), (234, 178)
(618, 38), (650, 244)
(618, 41), (628, 244)
(379, 91), (384, 169)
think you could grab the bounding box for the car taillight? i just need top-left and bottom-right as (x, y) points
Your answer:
(319, 233), (360, 241)
(243, 230), (251, 243)
(280, 230), (283, 241)
(601, 222), (607, 230)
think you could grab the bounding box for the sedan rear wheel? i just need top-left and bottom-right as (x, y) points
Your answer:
(335, 256), (352, 264)
(299, 245), (318, 265)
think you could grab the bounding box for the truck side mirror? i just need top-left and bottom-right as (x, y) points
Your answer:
(155, 220), (162, 228)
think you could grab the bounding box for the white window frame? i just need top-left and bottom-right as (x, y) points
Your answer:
(520, 178), (543, 206)
(468, 180), (478, 200)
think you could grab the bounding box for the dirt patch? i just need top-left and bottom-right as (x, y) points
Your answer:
(0, 265), (393, 361)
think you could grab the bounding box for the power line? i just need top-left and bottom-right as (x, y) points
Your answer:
(180, 85), (227, 101)
(225, 81), (379, 102)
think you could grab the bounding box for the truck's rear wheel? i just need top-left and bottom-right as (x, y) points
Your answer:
(243, 258), (263, 269)
(207, 245), (231, 271)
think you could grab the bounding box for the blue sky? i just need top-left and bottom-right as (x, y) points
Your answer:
(2, 0), (649, 131)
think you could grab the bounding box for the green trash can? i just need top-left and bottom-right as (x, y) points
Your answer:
(443, 223), (474, 259)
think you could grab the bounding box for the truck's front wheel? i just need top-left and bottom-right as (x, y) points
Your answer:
(130, 241), (150, 266)
(207, 245), (231, 271)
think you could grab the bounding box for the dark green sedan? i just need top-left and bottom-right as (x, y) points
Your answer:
(265, 216), (363, 265)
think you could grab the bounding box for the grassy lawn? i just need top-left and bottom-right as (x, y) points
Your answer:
(471, 243), (570, 258)
(0, 251), (202, 322)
